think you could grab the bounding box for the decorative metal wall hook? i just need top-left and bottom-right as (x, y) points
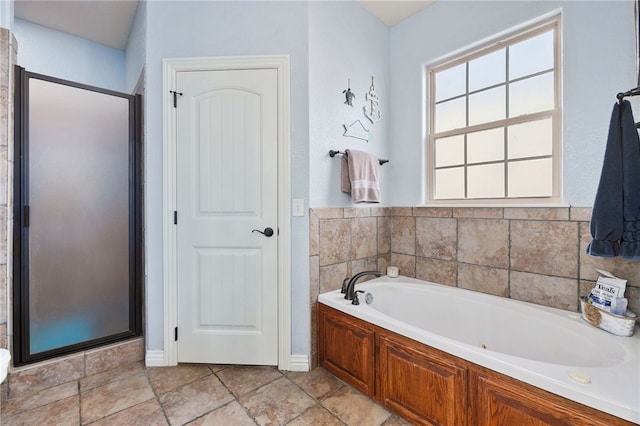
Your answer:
(363, 76), (381, 123)
(342, 78), (355, 107)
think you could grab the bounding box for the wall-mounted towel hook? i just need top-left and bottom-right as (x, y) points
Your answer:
(329, 150), (389, 165)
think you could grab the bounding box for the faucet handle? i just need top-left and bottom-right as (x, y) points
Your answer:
(341, 277), (350, 294)
(352, 290), (365, 305)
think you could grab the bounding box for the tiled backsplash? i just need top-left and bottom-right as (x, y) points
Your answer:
(309, 206), (640, 368)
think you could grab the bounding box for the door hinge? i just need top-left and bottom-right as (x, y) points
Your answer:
(169, 90), (183, 108)
(174, 211), (178, 225)
(174, 327), (178, 341)
(24, 205), (29, 228)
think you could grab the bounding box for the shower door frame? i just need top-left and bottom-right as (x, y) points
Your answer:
(12, 67), (143, 366)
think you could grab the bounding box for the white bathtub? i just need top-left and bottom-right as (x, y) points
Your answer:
(318, 276), (640, 424)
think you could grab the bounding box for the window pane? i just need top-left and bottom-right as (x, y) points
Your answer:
(469, 86), (505, 126)
(508, 158), (552, 197)
(435, 97), (466, 132)
(469, 49), (505, 92)
(435, 135), (465, 167)
(509, 72), (554, 117)
(435, 63), (466, 101)
(435, 167), (465, 199)
(508, 118), (552, 159)
(510, 30), (554, 80)
(467, 127), (504, 164)
(468, 163), (504, 198)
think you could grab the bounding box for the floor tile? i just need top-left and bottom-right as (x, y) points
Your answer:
(159, 375), (233, 425)
(322, 386), (391, 426)
(287, 405), (345, 426)
(216, 365), (282, 397)
(2, 395), (79, 426)
(185, 401), (255, 426)
(148, 364), (212, 395)
(382, 414), (413, 425)
(81, 373), (155, 424)
(287, 367), (344, 400)
(1, 380), (77, 416)
(239, 377), (316, 425)
(89, 398), (168, 426)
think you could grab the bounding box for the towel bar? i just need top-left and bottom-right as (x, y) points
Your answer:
(329, 150), (389, 165)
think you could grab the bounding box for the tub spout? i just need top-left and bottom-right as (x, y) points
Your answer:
(345, 271), (383, 303)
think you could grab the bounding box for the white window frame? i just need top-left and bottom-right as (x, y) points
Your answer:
(426, 19), (562, 206)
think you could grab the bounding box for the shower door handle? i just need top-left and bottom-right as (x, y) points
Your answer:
(252, 227), (274, 237)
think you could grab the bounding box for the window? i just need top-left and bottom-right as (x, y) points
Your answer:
(428, 20), (560, 204)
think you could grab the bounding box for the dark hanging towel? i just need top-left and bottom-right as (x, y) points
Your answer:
(586, 100), (640, 260)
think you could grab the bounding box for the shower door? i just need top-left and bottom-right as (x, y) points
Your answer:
(13, 67), (142, 365)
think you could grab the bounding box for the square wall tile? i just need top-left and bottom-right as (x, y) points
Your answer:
(319, 262), (349, 294)
(458, 219), (509, 268)
(350, 256), (378, 277)
(579, 223), (640, 287)
(415, 257), (456, 286)
(457, 263), (508, 297)
(377, 216), (391, 255)
(391, 216), (415, 256)
(390, 253), (415, 278)
(510, 220), (578, 278)
(351, 217), (377, 259)
(319, 219), (351, 266)
(510, 271), (578, 311)
(416, 217), (457, 261)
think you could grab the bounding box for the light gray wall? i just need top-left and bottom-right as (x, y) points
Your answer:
(389, 0), (637, 207)
(125, 0), (146, 94)
(13, 18), (125, 92)
(308, 1), (391, 207)
(143, 1), (310, 354)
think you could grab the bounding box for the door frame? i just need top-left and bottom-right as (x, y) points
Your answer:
(162, 55), (291, 369)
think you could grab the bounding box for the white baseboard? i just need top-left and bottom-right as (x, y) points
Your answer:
(288, 354), (309, 372)
(145, 349), (166, 367)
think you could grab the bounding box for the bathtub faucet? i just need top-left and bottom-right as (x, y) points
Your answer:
(345, 271), (383, 304)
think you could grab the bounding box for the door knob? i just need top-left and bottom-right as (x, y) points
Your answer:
(252, 227), (274, 237)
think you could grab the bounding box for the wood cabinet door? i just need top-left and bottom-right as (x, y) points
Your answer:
(377, 333), (468, 426)
(473, 371), (634, 426)
(318, 304), (375, 396)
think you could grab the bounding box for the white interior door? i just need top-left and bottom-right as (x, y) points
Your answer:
(176, 68), (278, 365)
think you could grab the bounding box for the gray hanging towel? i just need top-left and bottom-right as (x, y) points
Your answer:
(586, 100), (640, 260)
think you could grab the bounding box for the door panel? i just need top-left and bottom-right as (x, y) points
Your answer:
(177, 68), (278, 365)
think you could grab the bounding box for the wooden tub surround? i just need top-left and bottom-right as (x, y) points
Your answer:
(318, 303), (636, 426)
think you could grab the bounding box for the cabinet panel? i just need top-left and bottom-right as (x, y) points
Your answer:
(377, 333), (467, 426)
(318, 304), (375, 396)
(473, 370), (634, 426)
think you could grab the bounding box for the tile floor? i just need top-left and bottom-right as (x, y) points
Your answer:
(1, 362), (410, 425)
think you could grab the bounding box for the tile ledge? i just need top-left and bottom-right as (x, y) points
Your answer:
(417, 203), (571, 208)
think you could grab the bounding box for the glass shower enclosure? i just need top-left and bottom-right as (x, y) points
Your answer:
(13, 67), (142, 365)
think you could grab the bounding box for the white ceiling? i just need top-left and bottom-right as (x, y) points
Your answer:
(14, 0), (434, 50)
(358, 0), (435, 27)
(14, 0), (139, 50)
